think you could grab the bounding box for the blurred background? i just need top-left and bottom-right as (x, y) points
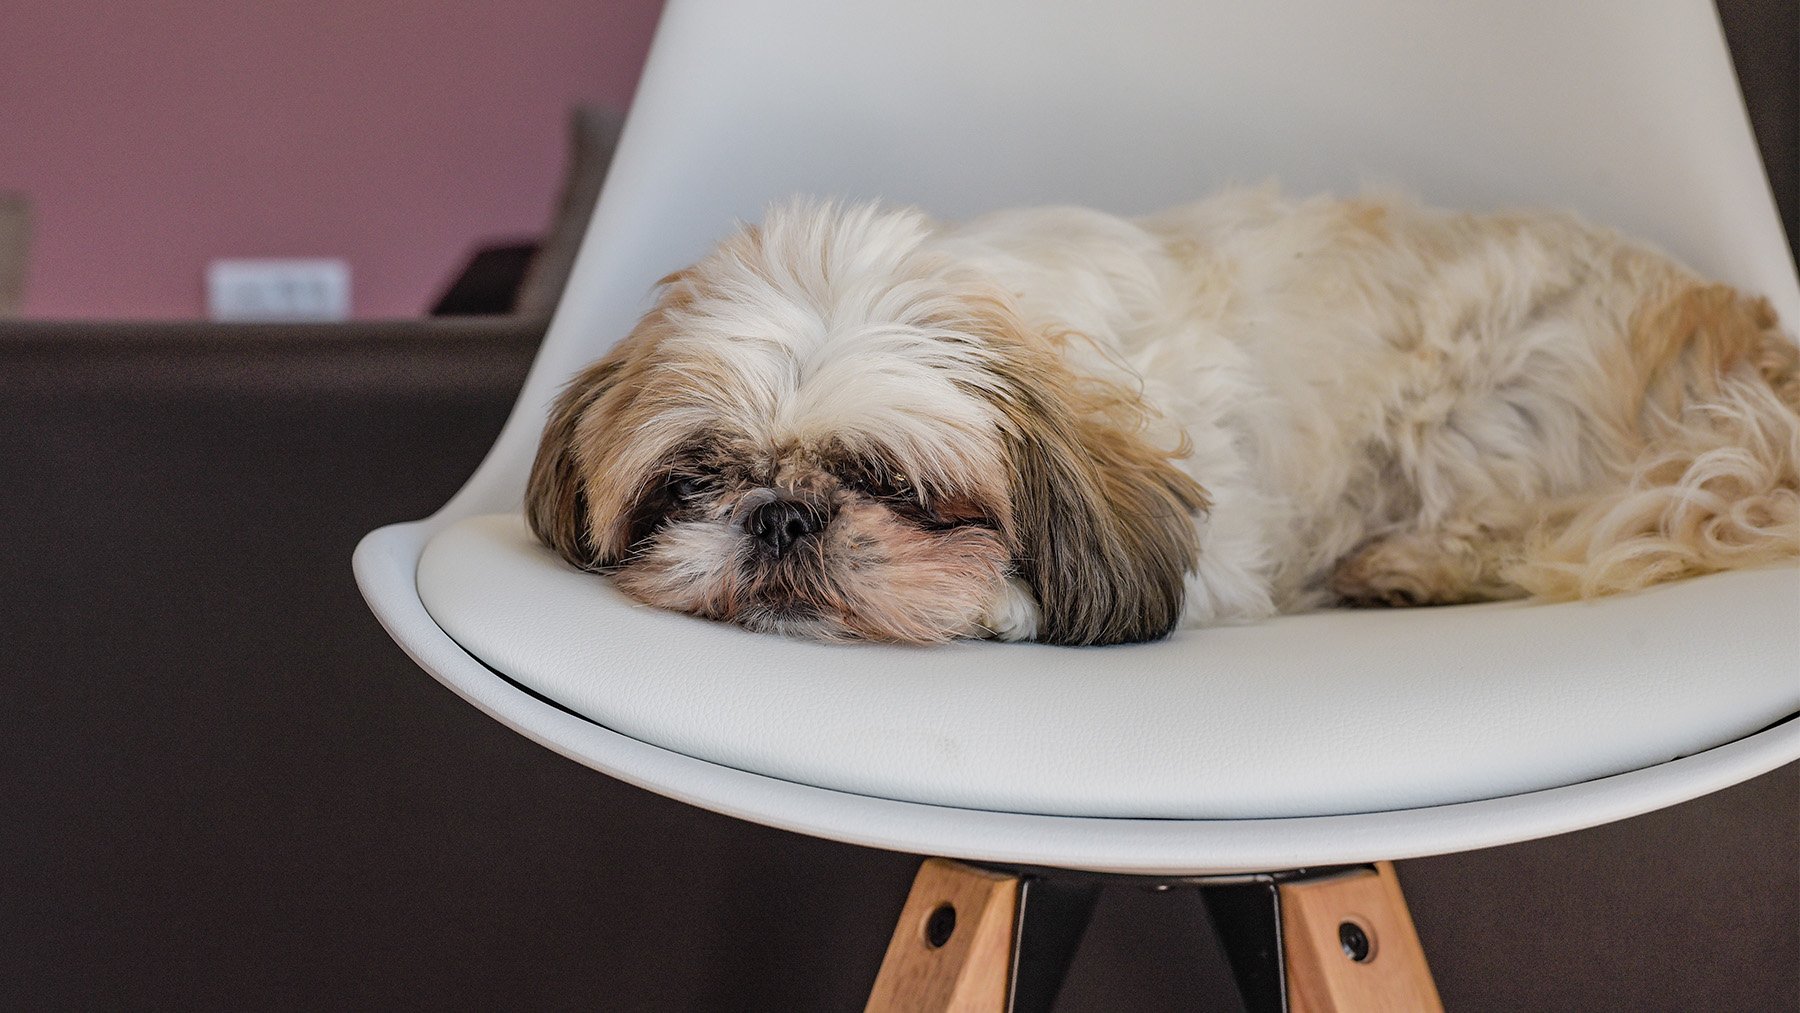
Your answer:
(2, 2), (1795, 1010)
(0, 0), (659, 321)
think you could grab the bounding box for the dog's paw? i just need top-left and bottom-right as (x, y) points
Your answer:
(978, 578), (1041, 640)
(1329, 540), (1444, 607)
(1329, 530), (1517, 607)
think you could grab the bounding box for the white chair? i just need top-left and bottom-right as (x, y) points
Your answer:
(357, 2), (1799, 1008)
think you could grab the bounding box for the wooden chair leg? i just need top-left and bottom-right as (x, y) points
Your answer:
(865, 858), (1021, 1012)
(1277, 862), (1442, 1013)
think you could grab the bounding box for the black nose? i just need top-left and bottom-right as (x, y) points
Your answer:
(747, 499), (824, 557)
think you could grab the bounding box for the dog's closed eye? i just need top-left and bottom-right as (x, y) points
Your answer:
(846, 469), (916, 503)
(669, 472), (718, 501)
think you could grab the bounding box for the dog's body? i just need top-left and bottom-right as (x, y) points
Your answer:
(529, 191), (1800, 645)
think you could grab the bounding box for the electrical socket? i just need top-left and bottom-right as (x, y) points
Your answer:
(207, 258), (351, 321)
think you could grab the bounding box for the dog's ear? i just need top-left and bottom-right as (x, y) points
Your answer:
(527, 276), (696, 568)
(526, 353), (627, 569)
(974, 310), (1209, 645)
(1003, 398), (1209, 645)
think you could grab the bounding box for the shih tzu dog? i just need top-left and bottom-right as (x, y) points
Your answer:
(527, 190), (1800, 645)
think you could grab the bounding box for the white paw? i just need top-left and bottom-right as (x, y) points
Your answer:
(977, 578), (1041, 641)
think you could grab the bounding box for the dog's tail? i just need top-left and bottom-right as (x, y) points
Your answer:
(1509, 286), (1800, 599)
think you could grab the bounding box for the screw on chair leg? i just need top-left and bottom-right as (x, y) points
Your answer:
(865, 859), (1099, 1013)
(866, 859), (1020, 1012)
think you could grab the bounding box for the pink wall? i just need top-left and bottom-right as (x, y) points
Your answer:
(0, 1), (664, 319)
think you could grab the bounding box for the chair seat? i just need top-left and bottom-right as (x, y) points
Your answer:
(416, 513), (1799, 820)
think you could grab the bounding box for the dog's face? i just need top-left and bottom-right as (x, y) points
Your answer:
(527, 202), (1207, 645)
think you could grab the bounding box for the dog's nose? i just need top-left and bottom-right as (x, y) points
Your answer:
(747, 498), (824, 557)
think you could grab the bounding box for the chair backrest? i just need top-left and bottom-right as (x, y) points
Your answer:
(443, 0), (1799, 519)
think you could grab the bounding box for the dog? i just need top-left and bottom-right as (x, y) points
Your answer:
(526, 190), (1800, 645)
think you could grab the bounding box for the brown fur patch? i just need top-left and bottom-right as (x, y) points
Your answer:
(1626, 282), (1772, 421)
(1343, 199), (1391, 239)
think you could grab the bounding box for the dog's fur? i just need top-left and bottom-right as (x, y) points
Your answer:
(528, 191), (1800, 645)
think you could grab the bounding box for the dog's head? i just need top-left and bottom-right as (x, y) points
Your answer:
(527, 201), (1208, 644)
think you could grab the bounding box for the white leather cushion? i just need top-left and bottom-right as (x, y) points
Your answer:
(418, 513), (1799, 819)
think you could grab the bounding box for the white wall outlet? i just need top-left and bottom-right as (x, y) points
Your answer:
(207, 258), (351, 322)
